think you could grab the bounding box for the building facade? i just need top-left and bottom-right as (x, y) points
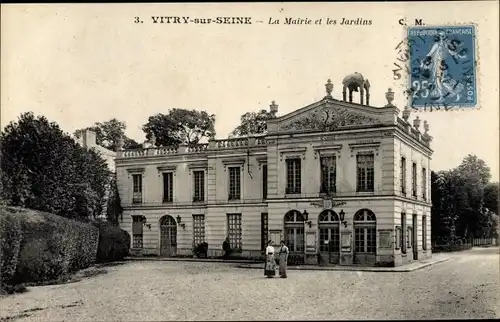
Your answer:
(116, 73), (433, 267)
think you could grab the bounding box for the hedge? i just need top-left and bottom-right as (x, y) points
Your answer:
(0, 206), (99, 290)
(93, 221), (130, 262)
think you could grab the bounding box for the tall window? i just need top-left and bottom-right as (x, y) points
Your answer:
(163, 172), (173, 203)
(318, 210), (340, 253)
(400, 157), (407, 195)
(284, 210), (305, 252)
(320, 156), (337, 194)
(132, 174), (143, 204)
(193, 215), (205, 246)
(286, 158), (301, 194)
(228, 167), (241, 200)
(260, 213), (268, 251)
(356, 154), (374, 192)
(262, 164), (268, 200)
(422, 168), (427, 201)
(193, 170), (205, 202)
(227, 214), (242, 250)
(422, 215), (427, 250)
(401, 212), (407, 254)
(353, 209), (377, 254)
(412, 162), (417, 197)
(132, 215), (143, 248)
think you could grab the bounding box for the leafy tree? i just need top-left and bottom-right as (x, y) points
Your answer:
(483, 182), (499, 214)
(74, 118), (141, 151)
(142, 108), (216, 146)
(105, 174), (123, 226)
(1, 112), (111, 221)
(431, 155), (497, 242)
(230, 108), (277, 137)
(431, 170), (459, 244)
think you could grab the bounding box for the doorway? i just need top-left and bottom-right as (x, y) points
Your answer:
(160, 215), (177, 257)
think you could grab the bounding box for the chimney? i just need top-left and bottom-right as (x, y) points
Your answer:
(83, 129), (97, 147)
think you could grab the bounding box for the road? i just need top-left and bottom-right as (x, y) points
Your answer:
(1, 247), (498, 321)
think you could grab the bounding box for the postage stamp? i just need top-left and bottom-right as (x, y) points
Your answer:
(407, 25), (477, 110)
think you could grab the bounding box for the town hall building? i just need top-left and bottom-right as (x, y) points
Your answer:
(115, 73), (434, 267)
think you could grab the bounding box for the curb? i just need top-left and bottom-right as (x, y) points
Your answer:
(124, 257), (263, 265)
(235, 257), (451, 272)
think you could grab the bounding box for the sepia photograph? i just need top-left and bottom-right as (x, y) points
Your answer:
(1, 1), (499, 321)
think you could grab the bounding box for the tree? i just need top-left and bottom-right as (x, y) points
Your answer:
(1, 112), (111, 220)
(483, 183), (499, 215)
(431, 155), (497, 243)
(142, 108), (216, 146)
(74, 118), (141, 151)
(230, 108), (277, 137)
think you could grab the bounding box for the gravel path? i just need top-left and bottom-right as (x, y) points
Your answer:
(1, 247), (499, 321)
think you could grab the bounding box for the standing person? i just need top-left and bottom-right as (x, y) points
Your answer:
(264, 240), (276, 278)
(222, 236), (231, 259)
(278, 240), (289, 278)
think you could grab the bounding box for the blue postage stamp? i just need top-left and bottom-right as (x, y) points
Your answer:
(407, 25), (477, 109)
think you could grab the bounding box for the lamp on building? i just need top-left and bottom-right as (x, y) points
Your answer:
(339, 209), (347, 228)
(176, 215), (186, 229)
(303, 210), (312, 228)
(141, 216), (151, 229)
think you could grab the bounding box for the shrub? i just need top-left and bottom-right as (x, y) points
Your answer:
(93, 221), (130, 262)
(0, 210), (23, 286)
(0, 206), (99, 288)
(193, 242), (208, 258)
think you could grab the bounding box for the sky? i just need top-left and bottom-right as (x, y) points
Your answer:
(1, 2), (499, 181)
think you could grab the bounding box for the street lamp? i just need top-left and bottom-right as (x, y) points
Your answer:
(303, 210), (312, 228)
(176, 215), (186, 229)
(339, 209), (347, 228)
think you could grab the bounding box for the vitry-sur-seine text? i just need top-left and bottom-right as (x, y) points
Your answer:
(150, 16), (252, 24)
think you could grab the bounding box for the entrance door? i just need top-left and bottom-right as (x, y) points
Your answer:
(284, 210), (305, 265)
(353, 209), (377, 265)
(160, 215), (177, 257)
(412, 214), (418, 260)
(318, 210), (340, 264)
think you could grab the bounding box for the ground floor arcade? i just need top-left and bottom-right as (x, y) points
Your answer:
(121, 198), (432, 267)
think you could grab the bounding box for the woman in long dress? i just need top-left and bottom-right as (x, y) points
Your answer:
(278, 240), (289, 278)
(264, 240), (276, 278)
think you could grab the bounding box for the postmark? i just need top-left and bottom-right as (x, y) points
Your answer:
(406, 25), (477, 110)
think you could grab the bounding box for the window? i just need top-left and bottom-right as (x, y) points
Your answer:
(422, 215), (427, 250)
(422, 168), (427, 201)
(353, 209), (377, 254)
(286, 158), (301, 194)
(163, 172), (174, 203)
(401, 212), (407, 254)
(284, 210), (305, 252)
(395, 226), (401, 249)
(400, 157), (407, 195)
(132, 216), (143, 248)
(262, 164), (268, 199)
(132, 174), (142, 203)
(412, 162), (417, 197)
(228, 167), (241, 200)
(193, 170), (205, 202)
(193, 215), (205, 246)
(320, 156), (337, 194)
(261, 213), (268, 251)
(356, 154), (374, 192)
(227, 214), (242, 250)
(318, 210), (340, 253)
(407, 227), (413, 248)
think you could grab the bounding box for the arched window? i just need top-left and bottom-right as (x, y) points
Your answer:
(353, 209), (377, 263)
(284, 210), (304, 252)
(318, 210), (340, 253)
(159, 215), (177, 257)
